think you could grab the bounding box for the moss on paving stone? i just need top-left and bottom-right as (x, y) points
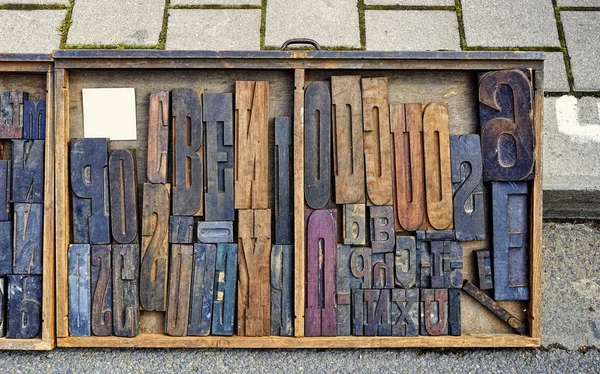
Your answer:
(58, 0), (74, 48)
(363, 5), (454, 11)
(357, 0), (366, 50)
(170, 4), (261, 10)
(0, 4), (67, 10)
(552, 0), (576, 94)
(158, 0), (170, 49)
(455, 0), (467, 50)
(259, 0), (266, 49)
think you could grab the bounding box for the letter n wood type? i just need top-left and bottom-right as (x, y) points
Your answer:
(0, 91), (23, 139)
(147, 90), (169, 183)
(140, 183), (170, 312)
(23, 100), (46, 140)
(332, 76), (365, 204)
(305, 209), (337, 336)
(372, 252), (394, 289)
(212, 243), (237, 336)
(166, 244), (193, 336)
(364, 289), (391, 336)
(0, 160), (11, 221)
(7, 274), (42, 338)
(91, 245), (112, 336)
(238, 209), (271, 336)
(188, 243), (216, 336)
(13, 203), (43, 275)
(109, 149), (138, 244)
(113, 244), (140, 337)
(274, 116), (293, 245)
(420, 289), (448, 336)
(235, 81), (269, 209)
(336, 245), (351, 336)
(270, 244), (293, 336)
(391, 288), (419, 336)
(394, 236), (416, 289)
(172, 88), (203, 216)
(68, 244), (91, 336)
(12, 139), (44, 203)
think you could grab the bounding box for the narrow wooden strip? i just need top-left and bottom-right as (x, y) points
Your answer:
(293, 69), (305, 337)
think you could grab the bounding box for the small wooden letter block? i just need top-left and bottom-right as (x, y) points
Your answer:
(420, 289), (448, 336)
(369, 205), (395, 253)
(475, 249), (493, 290)
(270, 244), (294, 336)
(0, 160), (11, 221)
(343, 204), (366, 246)
(422, 240), (463, 289)
(68, 244), (91, 336)
(274, 116), (293, 245)
(391, 288), (419, 336)
(417, 241), (431, 288)
(91, 244), (112, 336)
(166, 244), (193, 336)
(352, 289), (391, 336)
(188, 243), (216, 336)
(448, 288), (461, 336)
(169, 216), (195, 244)
(416, 230), (455, 241)
(13, 203), (43, 275)
(212, 243), (238, 336)
(349, 246), (372, 289)
(372, 252), (394, 289)
(6, 274), (42, 338)
(0, 91), (24, 139)
(394, 236), (416, 289)
(112, 244), (140, 337)
(12, 139), (44, 203)
(336, 245), (352, 336)
(23, 101), (46, 140)
(109, 149), (138, 244)
(197, 221), (233, 244)
(0, 221), (12, 275)
(147, 90), (170, 183)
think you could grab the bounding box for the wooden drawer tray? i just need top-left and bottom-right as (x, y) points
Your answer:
(53, 50), (543, 348)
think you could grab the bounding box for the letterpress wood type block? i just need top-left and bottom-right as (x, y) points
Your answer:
(0, 160), (10, 221)
(390, 288), (419, 336)
(12, 140), (44, 203)
(0, 278), (5, 336)
(445, 240), (463, 289)
(492, 181), (530, 300)
(370, 205), (394, 253)
(343, 204), (366, 246)
(475, 249), (493, 290)
(420, 289), (448, 336)
(394, 236), (416, 289)
(305, 209), (337, 336)
(68, 244), (91, 336)
(448, 288), (461, 336)
(362, 78), (393, 206)
(0, 91), (23, 139)
(6, 274), (42, 338)
(0, 140), (5, 160)
(147, 90), (169, 183)
(417, 241), (431, 288)
(172, 88), (203, 216)
(430, 241), (445, 288)
(197, 221), (233, 244)
(23, 101), (46, 140)
(416, 230), (455, 241)
(140, 183), (170, 312)
(372, 252), (394, 289)
(235, 81), (269, 209)
(274, 116), (293, 245)
(91, 245), (112, 336)
(364, 289), (391, 336)
(238, 209), (271, 336)
(204, 93), (234, 221)
(212, 243), (238, 336)
(270, 244), (293, 336)
(70, 138), (110, 244)
(112, 244), (140, 337)
(451, 134), (485, 241)
(166, 244), (193, 336)
(479, 70), (534, 181)
(169, 216), (195, 244)
(332, 76), (365, 204)
(391, 103), (426, 231)
(304, 82), (331, 210)
(0, 221), (12, 275)
(349, 246), (372, 289)
(13, 203), (43, 275)
(109, 149), (138, 244)
(336, 245), (351, 336)
(352, 289), (364, 335)
(188, 243), (216, 336)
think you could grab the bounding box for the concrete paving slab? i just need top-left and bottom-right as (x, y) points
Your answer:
(265, 0), (360, 48)
(0, 10), (65, 53)
(166, 9), (261, 50)
(561, 11), (600, 91)
(67, 0), (165, 46)
(365, 10), (460, 51)
(558, 0), (600, 6)
(365, 0), (454, 5)
(544, 52), (570, 92)
(171, 0), (261, 5)
(462, 0), (560, 47)
(0, 0), (68, 4)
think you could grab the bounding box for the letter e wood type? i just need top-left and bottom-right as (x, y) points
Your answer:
(475, 249), (493, 290)
(336, 245), (351, 336)
(109, 149), (138, 244)
(68, 244), (91, 336)
(166, 244), (193, 336)
(23, 101), (46, 140)
(270, 244), (293, 336)
(13, 203), (43, 275)
(7, 274), (42, 338)
(91, 245), (112, 336)
(188, 243), (216, 336)
(0, 91), (23, 139)
(0, 160), (10, 221)
(420, 289), (448, 336)
(274, 117), (293, 245)
(394, 236), (416, 289)
(343, 204), (366, 246)
(0, 221), (11, 275)
(112, 244), (140, 337)
(212, 243), (237, 336)
(391, 288), (419, 336)
(147, 91), (169, 183)
(370, 205), (394, 253)
(12, 139), (44, 203)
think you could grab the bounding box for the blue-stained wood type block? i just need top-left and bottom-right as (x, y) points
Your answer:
(68, 244), (91, 336)
(169, 216), (195, 244)
(188, 243), (216, 336)
(91, 244), (112, 336)
(212, 243), (237, 336)
(270, 244), (293, 336)
(11, 140), (44, 203)
(13, 203), (43, 275)
(0, 221), (12, 275)
(7, 274), (42, 338)
(23, 101), (46, 140)
(0, 160), (11, 221)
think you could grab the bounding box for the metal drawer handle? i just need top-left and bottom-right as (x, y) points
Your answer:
(280, 38), (322, 51)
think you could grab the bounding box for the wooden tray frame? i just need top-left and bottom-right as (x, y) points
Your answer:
(53, 50), (544, 349)
(0, 54), (56, 350)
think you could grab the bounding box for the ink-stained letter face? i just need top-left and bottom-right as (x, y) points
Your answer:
(0, 160), (11, 221)
(336, 244), (352, 336)
(343, 204), (366, 246)
(165, 244), (193, 337)
(270, 244), (294, 336)
(91, 245), (112, 336)
(13, 203), (43, 275)
(147, 91), (169, 183)
(0, 91), (24, 139)
(391, 288), (419, 336)
(197, 221), (233, 244)
(112, 244), (140, 337)
(420, 289), (448, 336)
(109, 149), (138, 244)
(475, 249), (493, 290)
(274, 117), (293, 245)
(370, 205), (395, 253)
(394, 236), (416, 289)
(188, 243), (216, 336)
(68, 244), (91, 337)
(7, 274), (42, 338)
(212, 243), (238, 336)
(23, 101), (46, 140)
(12, 139), (44, 204)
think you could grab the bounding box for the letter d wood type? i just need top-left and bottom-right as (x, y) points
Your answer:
(109, 149), (138, 244)
(7, 274), (42, 338)
(68, 244), (91, 336)
(147, 91), (169, 183)
(166, 244), (193, 336)
(113, 244), (140, 337)
(270, 244), (293, 336)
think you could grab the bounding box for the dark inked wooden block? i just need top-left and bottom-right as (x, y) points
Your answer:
(0, 140), (6, 160)
(6, 274), (41, 338)
(197, 221), (233, 244)
(304, 82), (331, 210)
(364, 289), (391, 336)
(212, 243), (237, 336)
(332, 76), (365, 204)
(475, 249), (493, 290)
(394, 235), (416, 289)
(352, 289), (363, 335)
(0, 278), (5, 337)
(372, 252), (394, 289)
(13, 203), (43, 275)
(415, 230), (455, 241)
(391, 288), (419, 336)
(12, 140), (44, 204)
(166, 244), (193, 336)
(492, 181), (530, 300)
(147, 90), (169, 183)
(270, 244), (293, 336)
(68, 244), (91, 336)
(112, 244), (140, 337)
(417, 241), (431, 288)
(70, 138), (109, 244)
(0, 221), (12, 275)
(420, 288), (448, 336)
(349, 246), (372, 289)
(140, 183), (170, 312)
(274, 116), (293, 245)
(343, 204), (366, 246)
(305, 209), (336, 336)
(445, 240), (464, 289)
(172, 88), (203, 216)
(448, 288), (461, 336)
(169, 216), (195, 244)
(370, 205), (394, 253)
(0, 160), (10, 221)
(336, 244), (351, 336)
(479, 70), (534, 181)
(109, 149), (138, 244)
(188, 243), (216, 336)
(0, 91), (23, 139)
(430, 241), (445, 289)
(23, 101), (45, 140)
(420, 239), (463, 289)
(91, 244), (112, 336)
(451, 134), (485, 241)
(204, 93), (234, 221)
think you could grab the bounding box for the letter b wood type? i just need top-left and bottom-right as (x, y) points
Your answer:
(113, 244), (140, 337)
(274, 117), (293, 245)
(7, 274), (42, 338)
(109, 149), (138, 244)
(68, 244), (91, 337)
(12, 139), (44, 204)
(166, 244), (193, 336)
(147, 90), (169, 183)
(91, 245), (112, 336)
(270, 244), (293, 336)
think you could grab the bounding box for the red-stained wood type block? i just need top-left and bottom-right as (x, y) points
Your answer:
(147, 90), (169, 184)
(420, 288), (448, 336)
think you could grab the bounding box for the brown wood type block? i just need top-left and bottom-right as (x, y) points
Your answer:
(237, 209), (271, 337)
(391, 288), (419, 336)
(91, 245), (112, 336)
(369, 205), (394, 253)
(336, 245), (352, 336)
(420, 289), (448, 336)
(343, 204), (366, 246)
(0, 91), (24, 139)
(165, 244), (193, 337)
(394, 235), (416, 289)
(475, 249), (493, 290)
(353, 289), (391, 336)
(372, 252), (394, 289)
(235, 81), (269, 210)
(108, 149), (138, 244)
(270, 244), (294, 336)
(112, 244), (140, 337)
(147, 90), (169, 183)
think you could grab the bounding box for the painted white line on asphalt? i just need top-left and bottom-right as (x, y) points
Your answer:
(556, 95), (600, 143)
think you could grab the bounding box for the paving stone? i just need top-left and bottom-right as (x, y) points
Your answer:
(67, 0), (165, 46)
(365, 10), (460, 51)
(462, 0), (560, 47)
(558, 0), (600, 6)
(0, 0), (68, 3)
(0, 10), (66, 53)
(171, 0), (260, 4)
(265, 0), (360, 48)
(544, 52), (570, 92)
(561, 11), (600, 91)
(166, 9), (261, 50)
(365, 0), (454, 4)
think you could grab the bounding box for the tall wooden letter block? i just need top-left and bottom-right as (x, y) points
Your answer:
(212, 243), (238, 336)
(304, 82), (331, 209)
(0, 91), (23, 139)
(235, 81), (269, 209)
(23, 101), (46, 140)
(166, 244), (193, 336)
(353, 289), (391, 336)
(109, 149), (138, 244)
(420, 289), (448, 336)
(394, 236), (416, 289)
(0, 160), (10, 221)
(7, 274), (42, 338)
(336, 245), (352, 336)
(479, 70), (534, 181)
(113, 244), (140, 337)
(274, 117), (293, 245)
(169, 216), (194, 244)
(270, 244), (293, 336)
(332, 76), (365, 204)
(475, 249), (493, 290)
(12, 139), (44, 203)
(0, 278), (5, 336)
(343, 204), (366, 246)
(492, 182), (529, 301)
(390, 288), (419, 336)
(448, 288), (461, 336)
(91, 245), (112, 336)
(147, 90), (169, 183)
(13, 203), (43, 275)
(70, 138), (110, 244)
(204, 93), (234, 221)
(349, 246), (372, 289)
(188, 243), (216, 336)
(172, 88), (203, 216)
(68, 244), (91, 336)
(370, 205), (394, 253)
(140, 183), (170, 312)
(0, 221), (11, 275)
